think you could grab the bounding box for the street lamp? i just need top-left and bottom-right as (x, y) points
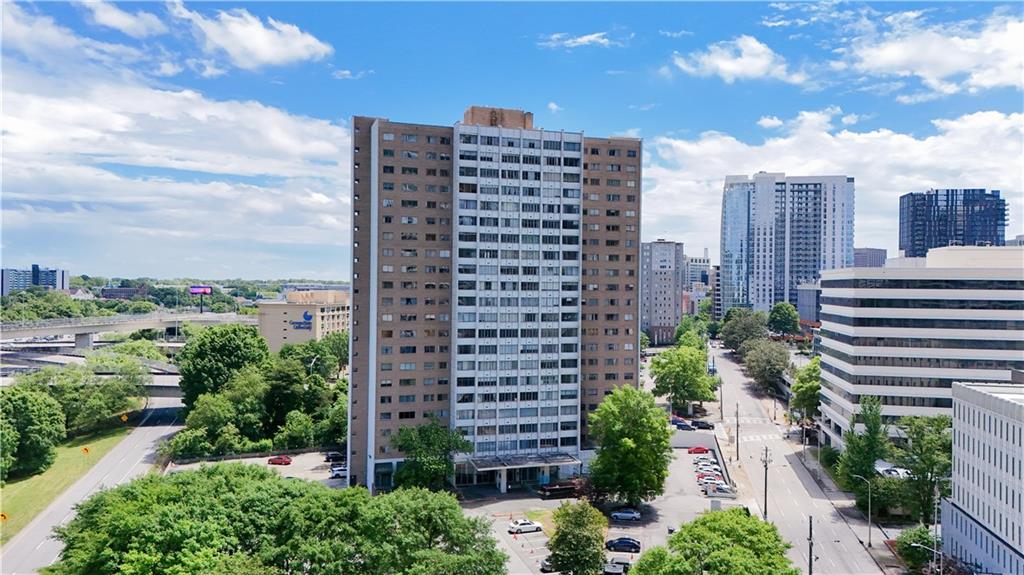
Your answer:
(851, 474), (873, 547)
(910, 542), (943, 574)
(308, 354), (320, 376)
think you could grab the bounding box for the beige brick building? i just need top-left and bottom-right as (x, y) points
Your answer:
(348, 107), (640, 493)
(257, 290), (350, 352)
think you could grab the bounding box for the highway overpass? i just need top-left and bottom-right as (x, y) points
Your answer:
(0, 373), (183, 397)
(0, 312), (256, 348)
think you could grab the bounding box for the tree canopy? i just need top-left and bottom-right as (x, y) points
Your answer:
(837, 396), (889, 492)
(321, 330), (350, 369)
(279, 338), (340, 381)
(547, 501), (607, 575)
(588, 386), (673, 506)
(894, 415), (952, 523)
(49, 463), (508, 575)
(767, 302), (800, 335)
(650, 345), (715, 414)
(177, 324), (270, 409)
(392, 418), (472, 490)
(741, 339), (790, 392)
(719, 309), (768, 351)
(894, 525), (936, 573)
(0, 385), (66, 481)
(789, 357), (821, 423)
(632, 508), (798, 575)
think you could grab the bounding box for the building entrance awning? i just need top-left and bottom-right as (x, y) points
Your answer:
(468, 452), (581, 472)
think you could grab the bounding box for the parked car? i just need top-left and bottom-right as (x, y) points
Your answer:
(267, 455), (292, 466)
(696, 473), (723, 481)
(605, 537), (641, 553)
(324, 451), (345, 463)
(329, 467), (346, 479)
(537, 481), (581, 499)
(540, 558), (557, 573)
(610, 508), (641, 522)
(691, 420), (715, 430)
(687, 446), (710, 454)
(693, 454), (715, 462)
(675, 422), (694, 431)
(508, 519), (543, 534)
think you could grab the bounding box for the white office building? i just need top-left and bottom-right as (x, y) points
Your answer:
(943, 378), (1024, 575)
(719, 172), (855, 314)
(817, 246), (1024, 447)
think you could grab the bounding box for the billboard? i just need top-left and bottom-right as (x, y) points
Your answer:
(189, 285), (213, 295)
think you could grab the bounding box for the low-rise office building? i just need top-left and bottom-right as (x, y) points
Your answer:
(1, 264), (70, 296)
(816, 246), (1024, 447)
(943, 377), (1024, 575)
(257, 290), (350, 352)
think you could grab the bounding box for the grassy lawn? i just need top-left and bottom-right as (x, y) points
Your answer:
(525, 509), (555, 534)
(1, 425), (132, 544)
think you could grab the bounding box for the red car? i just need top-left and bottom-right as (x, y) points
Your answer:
(688, 446), (710, 454)
(267, 455), (292, 466)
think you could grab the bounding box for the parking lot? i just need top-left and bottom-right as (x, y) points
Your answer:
(167, 452), (345, 487)
(465, 442), (746, 575)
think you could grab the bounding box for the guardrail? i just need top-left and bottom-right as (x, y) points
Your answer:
(1, 312), (255, 332)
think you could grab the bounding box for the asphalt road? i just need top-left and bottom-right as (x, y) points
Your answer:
(712, 346), (880, 575)
(1, 397), (183, 575)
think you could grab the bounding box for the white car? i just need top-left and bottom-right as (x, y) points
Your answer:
(696, 465), (722, 473)
(508, 519), (543, 534)
(610, 508), (641, 521)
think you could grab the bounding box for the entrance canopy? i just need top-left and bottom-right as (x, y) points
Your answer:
(469, 452), (581, 472)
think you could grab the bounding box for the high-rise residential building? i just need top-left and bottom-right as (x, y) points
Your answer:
(710, 265), (722, 321)
(943, 376), (1024, 575)
(853, 247), (887, 268)
(899, 189), (1007, 257)
(1, 264), (70, 296)
(348, 107), (641, 493)
(684, 249), (711, 288)
(641, 240), (686, 344)
(257, 290), (350, 352)
(719, 172), (855, 314)
(816, 246), (1024, 449)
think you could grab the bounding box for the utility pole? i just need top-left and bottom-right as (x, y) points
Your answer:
(719, 375), (724, 422)
(808, 516), (814, 575)
(735, 402), (741, 460)
(761, 446), (772, 521)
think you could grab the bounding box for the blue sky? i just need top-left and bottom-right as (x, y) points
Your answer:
(3, 1), (1022, 279)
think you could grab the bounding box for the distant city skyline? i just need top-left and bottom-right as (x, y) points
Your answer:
(2, 2), (1022, 278)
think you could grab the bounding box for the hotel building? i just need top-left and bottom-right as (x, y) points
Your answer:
(348, 107), (641, 492)
(257, 290), (350, 353)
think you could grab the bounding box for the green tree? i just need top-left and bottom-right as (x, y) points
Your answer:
(742, 339), (790, 392)
(706, 320), (721, 340)
(185, 393), (237, 441)
(632, 508), (798, 575)
(650, 345), (714, 415)
(697, 297), (713, 322)
(676, 329), (705, 352)
(767, 302), (800, 335)
(894, 415), (952, 523)
(317, 392), (348, 447)
(1, 415), (21, 483)
(837, 396), (889, 493)
(640, 332), (650, 355)
(279, 339), (340, 381)
(392, 418), (472, 490)
(894, 525), (936, 573)
(177, 324), (270, 409)
(866, 476), (908, 518)
(0, 386), (66, 477)
(547, 501), (607, 575)
(220, 366), (270, 441)
(160, 427), (212, 459)
(673, 315), (707, 343)
(789, 357), (821, 423)
(106, 339), (164, 361)
(321, 330), (350, 369)
(719, 309), (768, 351)
(264, 358), (314, 430)
(49, 464), (507, 575)
(588, 386), (673, 506)
(272, 410), (316, 450)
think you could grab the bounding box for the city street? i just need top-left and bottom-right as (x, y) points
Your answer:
(710, 345), (883, 575)
(1, 397), (183, 575)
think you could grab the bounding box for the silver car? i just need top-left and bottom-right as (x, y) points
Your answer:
(610, 508), (641, 521)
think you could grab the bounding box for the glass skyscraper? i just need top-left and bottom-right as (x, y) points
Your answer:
(899, 188), (1007, 257)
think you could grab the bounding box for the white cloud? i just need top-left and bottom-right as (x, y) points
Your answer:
(332, 69), (373, 80)
(154, 61), (183, 77)
(187, 58), (226, 78)
(538, 31), (630, 49)
(850, 11), (1023, 100)
(169, 1), (333, 70)
(547, 102), (563, 114)
(656, 65), (673, 80)
(3, 5), (351, 278)
(605, 69), (627, 76)
(659, 29), (693, 38)
(629, 103), (658, 112)
(840, 113), (860, 125)
(614, 128), (642, 138)
(644, 108), (1024, 261)
(757, 116), (784, 128)
(671, 35), (807, 84)
(80, 1), (167, 38)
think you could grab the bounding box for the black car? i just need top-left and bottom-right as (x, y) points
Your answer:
(605, 537), (641, 553)
(324, 452), (345, 463)
(691, 420), (715, 430)
(675, 422), (694, 431)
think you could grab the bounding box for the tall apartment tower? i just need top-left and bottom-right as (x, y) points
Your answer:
(349, 107), (641, 493)
(899, 189), (1007, 257)
(719, 172), (854, 314)
(853, 247), (887, 268)
(641, 240), (687, 345)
